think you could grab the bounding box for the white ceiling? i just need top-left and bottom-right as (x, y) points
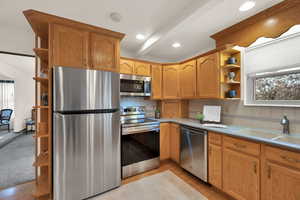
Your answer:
(0, 0), (284, 62)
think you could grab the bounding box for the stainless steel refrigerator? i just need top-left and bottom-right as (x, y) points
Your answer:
(53, 66), (120, 200)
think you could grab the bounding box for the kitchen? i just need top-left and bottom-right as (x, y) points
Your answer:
(1, 0), (300, 200)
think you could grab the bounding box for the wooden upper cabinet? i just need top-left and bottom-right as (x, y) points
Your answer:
(197, 52), (220, 98)
(135, 61), (151, 76)
(209, 143), (222, 189)
(151, 64), (162, 99)
(223, 148), (260, 200)
(179, 60), (197, 98)
(90, 33), (119, 72)
(170, 123), (180, 163)
(53, 24), (89, 68)
(163, 64), (180, 99)
(120, 59), (135, 74)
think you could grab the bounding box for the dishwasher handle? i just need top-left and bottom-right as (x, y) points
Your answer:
(181, 126), (207, 135)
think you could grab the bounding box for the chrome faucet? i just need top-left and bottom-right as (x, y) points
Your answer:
(280, 116), (290, 134)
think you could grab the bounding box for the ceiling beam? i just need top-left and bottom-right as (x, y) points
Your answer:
(136, 0), (222, 56)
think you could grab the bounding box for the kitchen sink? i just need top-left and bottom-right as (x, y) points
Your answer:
(273, 135), (300, 146)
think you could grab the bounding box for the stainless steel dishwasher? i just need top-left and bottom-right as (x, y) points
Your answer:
(180, 125), (208, 182)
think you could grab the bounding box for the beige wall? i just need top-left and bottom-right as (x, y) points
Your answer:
(120, 97), (157, 118)
(189, 99), (300, 134)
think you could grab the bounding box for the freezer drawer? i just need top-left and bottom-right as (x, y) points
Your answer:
(53, 112), (120, 200)
(180, 126), (208, 182)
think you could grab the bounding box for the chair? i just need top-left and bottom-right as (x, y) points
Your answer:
(25, 109), (36, 134)
(0, 109), (13, 132)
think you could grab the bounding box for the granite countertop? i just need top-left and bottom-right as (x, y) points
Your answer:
(157, 118), (300, 152)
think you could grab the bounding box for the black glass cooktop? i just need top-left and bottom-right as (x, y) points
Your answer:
(123, 118), (158, 125)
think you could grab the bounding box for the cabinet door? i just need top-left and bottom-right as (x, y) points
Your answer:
(179, 60), (197, 98)
(120, 59), (135, 74)
(263, 161), (300, 200)
(135, 61), (151, 76)
(170, 123), (180, 163)
(209, 144), (222, 189)
(223, 148), (260, 200)
(160, 123), (170, 161)
(151, 64), (162, 99)
(161, 100), (180, 118)
(90, 33), (119, 72)
(163, 65), (180, 99)
(197, 53), (220, 98)
(53, 24), (89, 68)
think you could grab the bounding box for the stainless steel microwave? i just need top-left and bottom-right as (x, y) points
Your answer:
(120, 74), (151, 97)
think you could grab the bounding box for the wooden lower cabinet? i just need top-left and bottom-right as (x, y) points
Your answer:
(170, 123), (180, 163)
(208, 143), (222, 189)
(223, 148), (260, 200)
(160, 123), (170, 160)
(261, 145), (300, 200)
(263, 161), (300, 200)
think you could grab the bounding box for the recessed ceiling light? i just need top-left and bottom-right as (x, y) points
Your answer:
(136, 34), (145, 40)
(239, 1), (256, 12)
(172, 42), (181, 48)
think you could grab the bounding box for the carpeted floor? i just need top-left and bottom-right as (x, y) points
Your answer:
(93, 170), (208, 200)
(0, 134), (35, 189)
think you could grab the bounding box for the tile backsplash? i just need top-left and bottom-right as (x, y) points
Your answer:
(189, 99), (300, 134)
(120, 97), (157, 118)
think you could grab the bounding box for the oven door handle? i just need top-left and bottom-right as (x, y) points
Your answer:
(122, 127), (160, 135)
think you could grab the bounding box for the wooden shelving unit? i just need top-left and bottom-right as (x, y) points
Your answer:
(25, 10), (52, 199)
(220, 47), (241, 99)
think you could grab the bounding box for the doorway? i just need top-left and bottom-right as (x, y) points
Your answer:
(0, 52), (35, 189)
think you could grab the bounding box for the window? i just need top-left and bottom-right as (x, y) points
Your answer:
(0, 80), (15, 110)
(246, 66), (300, 106)
(255, 71), (300, 101)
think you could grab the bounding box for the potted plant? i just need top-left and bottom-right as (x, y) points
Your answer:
(155, 109), (161, 119)
(195, 113), (204, 124)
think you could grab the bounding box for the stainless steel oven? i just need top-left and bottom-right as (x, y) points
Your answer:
(120, 74), (151, 97)
(121, 106), (160, 179)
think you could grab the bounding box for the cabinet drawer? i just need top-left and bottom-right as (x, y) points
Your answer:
(265, 146), (300, 170)
(224, 136), (260, 156)
(208, 132), (222, 145)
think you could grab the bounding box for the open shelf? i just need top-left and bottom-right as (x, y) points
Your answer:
(224, 98), (241, 100)
(33, 132), (48, 138)
(222, 81), (241, 85)
(220, 47), (241, 99)
(222, 64), (240, 70)
(33, 48), (48, 62)
(32, 177), (50, 198)
(33, 77), (49, 84)
(33, 152), (49, 167)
